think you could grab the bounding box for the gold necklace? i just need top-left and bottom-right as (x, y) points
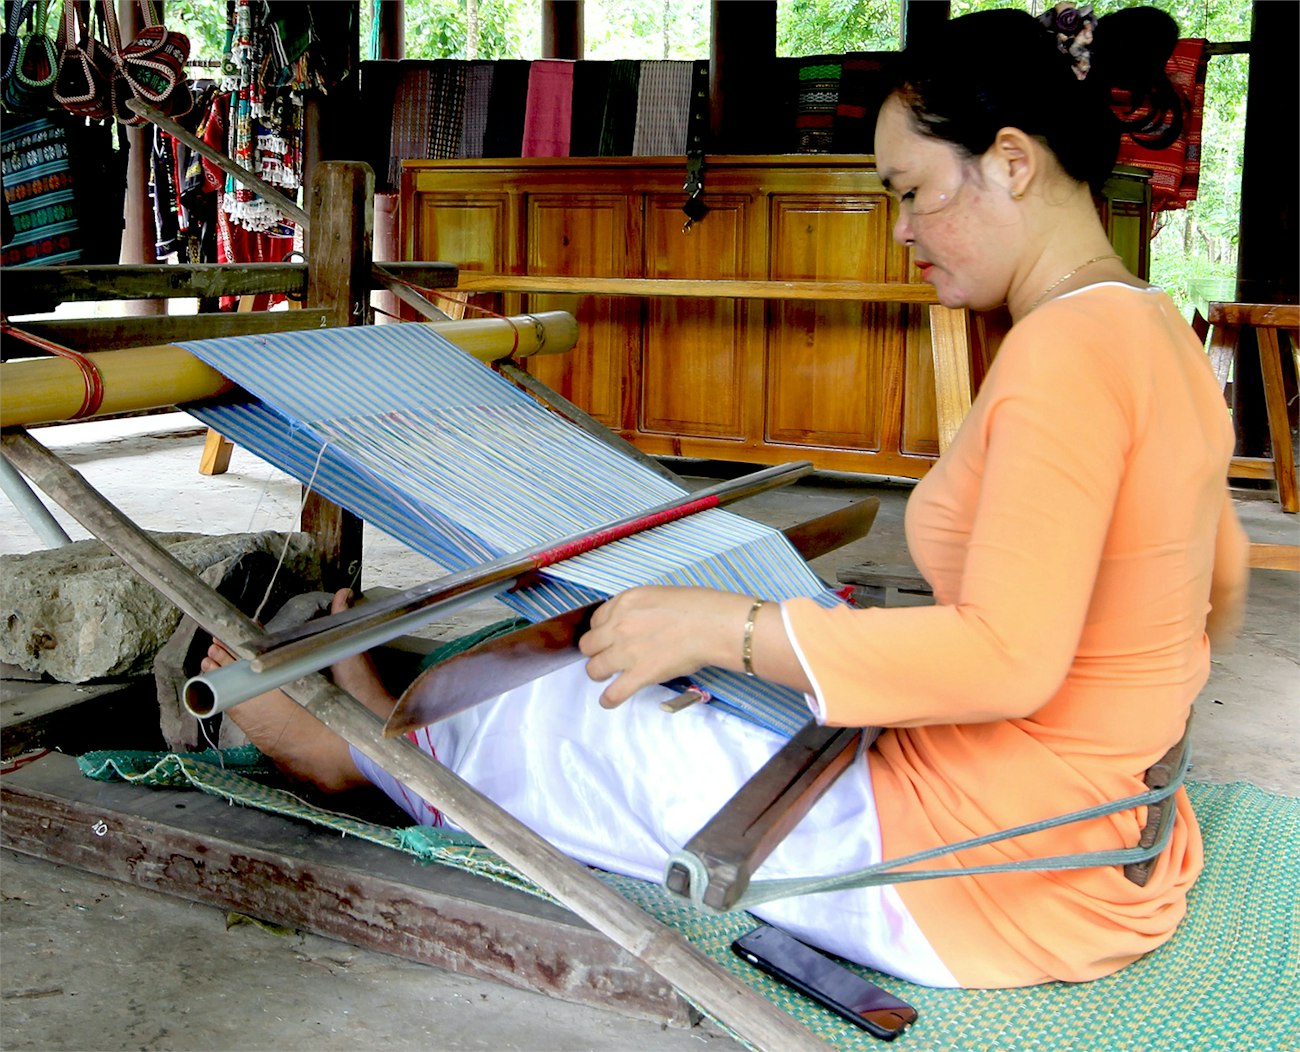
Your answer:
(1027, 253), (1122, 313)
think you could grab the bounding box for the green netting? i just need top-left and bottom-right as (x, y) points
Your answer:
(77, 747), (1298, 1051)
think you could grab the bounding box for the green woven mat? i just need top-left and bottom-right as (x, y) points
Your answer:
(79, 748), (1299, 1051)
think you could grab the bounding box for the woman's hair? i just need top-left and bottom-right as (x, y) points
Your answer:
(891, 6), (1181, 195)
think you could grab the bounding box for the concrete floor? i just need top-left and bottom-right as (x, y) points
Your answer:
(2, 412), (1297, 1051)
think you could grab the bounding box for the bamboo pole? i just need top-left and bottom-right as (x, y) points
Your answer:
(0, 429), (832, 1052)
(0, 312), (580, 428)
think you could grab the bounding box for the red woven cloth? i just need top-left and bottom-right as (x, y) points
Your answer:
(521, 60), (573, 158)
(1114, 38), (1209, 213)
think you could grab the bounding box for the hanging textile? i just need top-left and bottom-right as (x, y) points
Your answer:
(482, 59), (529, 158)
(631, 60), (693, 157)
(598, 59), (640, 157)
(221, 0), (302, 233)
(833, 53), (891, 154)
(179, 325), (842, 736)
(568, 60), (611, 158)
(795, 57), (842, 153)
(1, 114), (80, 266)
(1113, 38), (1210, 213)
(387, 62), (434, 186)
(427, 59), (466, 160)
(521, 59), (574, 158)
(459, 60), (494, 159)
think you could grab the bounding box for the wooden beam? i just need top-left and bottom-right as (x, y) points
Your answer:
(3, 310), (335, 357)
(302, 161), (372, 591)
(0, 262), (458, 317)
(454, 274), (939, 302)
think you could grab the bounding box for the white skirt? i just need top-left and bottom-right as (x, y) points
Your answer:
(351, 658), (957, 987)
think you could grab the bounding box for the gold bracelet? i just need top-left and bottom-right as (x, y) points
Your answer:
(742, 597), (766, 677)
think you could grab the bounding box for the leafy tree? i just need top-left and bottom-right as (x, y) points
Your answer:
(777, 0), (901, 55)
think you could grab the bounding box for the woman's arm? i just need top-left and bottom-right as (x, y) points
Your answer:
(578, 584), (814, 707)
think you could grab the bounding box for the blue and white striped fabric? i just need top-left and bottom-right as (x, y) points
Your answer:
(180, 324), (844, 735)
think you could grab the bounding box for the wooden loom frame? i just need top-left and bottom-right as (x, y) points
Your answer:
(3, 157), (966, 1049)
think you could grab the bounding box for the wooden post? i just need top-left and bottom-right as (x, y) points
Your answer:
(303, 162), (372, 591)
(1232, 1), (1299, 459)
(378, 0), (405, 57)
(541, 0), (583, 59)
(709, 2), (776, 154)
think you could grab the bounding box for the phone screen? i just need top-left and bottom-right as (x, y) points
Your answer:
(731, 924), (918, 1040)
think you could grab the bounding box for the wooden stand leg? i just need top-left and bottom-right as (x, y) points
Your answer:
(198, 429), (235, 476)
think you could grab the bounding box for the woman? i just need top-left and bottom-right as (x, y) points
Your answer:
(210, 7), (1249, 988)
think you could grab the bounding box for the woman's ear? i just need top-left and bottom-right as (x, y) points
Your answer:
(983, 126), (1039, 200)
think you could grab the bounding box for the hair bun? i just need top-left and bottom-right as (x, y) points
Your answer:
(1090, 7), (1183, 150)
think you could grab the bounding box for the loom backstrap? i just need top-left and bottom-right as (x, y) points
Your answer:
(666, 741), (1190, 912)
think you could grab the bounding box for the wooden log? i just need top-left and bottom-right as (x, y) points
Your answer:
(0, 429), (834, 1052)
(0, 314), (580, 428)
(454, 273), (940, 302)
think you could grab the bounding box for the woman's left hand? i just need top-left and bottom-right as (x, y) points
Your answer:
(578, 585), (755, 708)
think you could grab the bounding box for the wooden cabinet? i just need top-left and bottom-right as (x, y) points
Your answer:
(401, 157), (1148, 479)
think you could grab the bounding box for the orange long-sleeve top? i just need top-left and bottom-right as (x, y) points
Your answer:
(783, 284), (1250, 988)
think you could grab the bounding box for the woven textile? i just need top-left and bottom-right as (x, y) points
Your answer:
(521, 59), (573, 157)
(598, 59), (640, 156)
(178, 324), (837, 734)
(631, 60), (693, 157)
(1, 114), (81, 266)
(795, 57), (842, 153)
(482, 59), (529, 158)
(569, 60), (611, 157)
(833, 53), (890, 154)
(78, 747), (1300, 1052)
(1114, 38), (1210, 213)
(427, 60), (465, 161)
(459, 60), (494, 159)
(387, 63), (434, 186)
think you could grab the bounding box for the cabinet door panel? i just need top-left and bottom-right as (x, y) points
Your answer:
(416, 195), (511, 271)
(641, 195), (756, 439)
(523, 195), (638, 429)
(767, 197), (896, 450)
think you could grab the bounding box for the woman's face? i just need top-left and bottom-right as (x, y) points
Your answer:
(874, 96), (1018, 311)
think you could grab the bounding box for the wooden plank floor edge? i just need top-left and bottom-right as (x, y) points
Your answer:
(0, 752), (697, 1028)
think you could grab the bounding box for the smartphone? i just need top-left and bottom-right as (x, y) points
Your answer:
(731, 924), (918, 1040)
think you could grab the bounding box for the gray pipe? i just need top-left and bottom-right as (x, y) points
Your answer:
(0, 454), (72, 548)
(182, 580), (507, 717)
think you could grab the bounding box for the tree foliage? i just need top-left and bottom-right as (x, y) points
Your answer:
(777, 0), (900, 55)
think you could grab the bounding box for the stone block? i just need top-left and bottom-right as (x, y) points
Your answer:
(0, 532), (320, 682)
